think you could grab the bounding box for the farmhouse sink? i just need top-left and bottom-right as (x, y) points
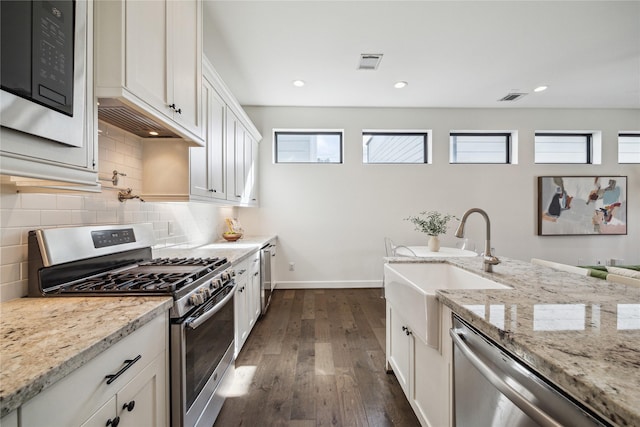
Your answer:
(384, 262), (511, 348)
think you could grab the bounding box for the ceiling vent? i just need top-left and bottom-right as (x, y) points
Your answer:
(498, 92), (527, 102)
(97, 98), (180, 138)
(358, 54), (383, 70)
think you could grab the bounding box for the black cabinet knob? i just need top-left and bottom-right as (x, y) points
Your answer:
(123, 400), (135, 412)
(106, 416), (120, 427)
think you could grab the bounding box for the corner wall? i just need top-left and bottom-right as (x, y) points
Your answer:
(238, 106), (639, 288)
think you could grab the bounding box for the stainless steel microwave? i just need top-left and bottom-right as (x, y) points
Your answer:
(0, 0), (87, 148)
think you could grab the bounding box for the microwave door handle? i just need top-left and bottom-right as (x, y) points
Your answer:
(449, 329), (563, 427)
(185, 282), (237, 330)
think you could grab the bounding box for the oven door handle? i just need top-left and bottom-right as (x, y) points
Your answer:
(185, 282), (237, 330)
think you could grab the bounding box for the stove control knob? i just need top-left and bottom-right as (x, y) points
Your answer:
(211, 278), (222, 289)
(201, 287), (212, 299)
(189, 293), (200, 306)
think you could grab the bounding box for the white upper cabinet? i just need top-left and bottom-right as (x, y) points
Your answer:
(142, 57), (260, 206)
(190, 75), (227, 201)
(226, 110), (259, 206)
(95, 0), (204, 144)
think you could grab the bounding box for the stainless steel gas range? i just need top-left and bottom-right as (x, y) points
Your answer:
(28, 223), (236, 427)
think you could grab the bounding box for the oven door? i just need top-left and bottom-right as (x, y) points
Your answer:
(171, 282), (236, 427)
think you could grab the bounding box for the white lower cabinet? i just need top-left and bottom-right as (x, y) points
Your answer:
(249, 253), (262, 326)
(20, 313), (169, 427)
(234, 257), (250, 357)
(234, 251), (261, 357)
(0, 410), (18, 427)
(386, 301), (453, 427)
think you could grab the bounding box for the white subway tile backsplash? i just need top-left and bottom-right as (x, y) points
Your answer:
(1, 263), (20, 283)
(21, 193), (57, 210)
(96, 210), (118, 223)
(0, 228), (22, 246)
(56, 195), (84, 210)
(71, 210), (97, 224)
(0, 281), (27, 302)
(0, 209), (41, 228)
(41, 210), (75, 226)
(1, 245), (26, 265)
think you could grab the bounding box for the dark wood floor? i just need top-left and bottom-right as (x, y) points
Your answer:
(213, 288), (420, 427)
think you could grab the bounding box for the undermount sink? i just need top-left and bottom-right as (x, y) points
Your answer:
(384, 262), (511, 348)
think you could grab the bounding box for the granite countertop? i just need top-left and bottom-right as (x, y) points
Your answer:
(0, 296), (172, 417)
(155, 235), (276, 264)
(387, 256), (640, 426)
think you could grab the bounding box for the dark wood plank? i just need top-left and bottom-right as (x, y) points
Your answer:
(213, 288), (420, 427)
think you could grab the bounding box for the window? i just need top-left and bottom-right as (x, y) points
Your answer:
(449, 133), (511, 164)
(535, 133), (592, 164)
(274, 131), (343, 163)
(362, 132), (428, 163)
(618, 133), (640, 163)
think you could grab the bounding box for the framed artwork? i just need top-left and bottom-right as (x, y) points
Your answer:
(538, 176), (627, 236)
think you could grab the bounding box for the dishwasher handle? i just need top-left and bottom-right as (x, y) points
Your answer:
(450, 328), (563, 427)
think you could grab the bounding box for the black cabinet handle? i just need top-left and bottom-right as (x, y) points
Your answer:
(105, 355), (141, 385)
(106, 416), (120, 426)
(168, 103), (176, 110)
(123, 400), (136, 412)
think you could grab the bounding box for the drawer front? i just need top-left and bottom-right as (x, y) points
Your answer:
(21, 313), (168, 426)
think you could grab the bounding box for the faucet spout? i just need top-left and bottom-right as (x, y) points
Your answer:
(455, 208), (500, 272)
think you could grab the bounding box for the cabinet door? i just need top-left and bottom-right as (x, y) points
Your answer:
(208, 88), (227, 199)
(170, 0), (203, 139)
(80, 396), (117, 427)
(234, 265), (249, 356)
(225, 110), (242, 202)
(413, 334), (450, 427)
(125, 0), (170, 118)
(117, 353), (168, 427)
(191, 79), (225, 199)
(0, 410), (18, 427)
(387, 304), (411, 395)
(243, 133), (258, 206)
(249, 255), (261, 327)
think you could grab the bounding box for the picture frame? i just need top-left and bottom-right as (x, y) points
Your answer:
(538, 176), (627, 236)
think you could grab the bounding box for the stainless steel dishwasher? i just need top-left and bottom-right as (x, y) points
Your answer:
(450, 316), (613, 427)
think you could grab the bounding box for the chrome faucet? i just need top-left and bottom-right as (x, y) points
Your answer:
(455, 208), (500, 272)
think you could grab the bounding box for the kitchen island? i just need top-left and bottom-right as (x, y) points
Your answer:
(387, 256), (640, 426)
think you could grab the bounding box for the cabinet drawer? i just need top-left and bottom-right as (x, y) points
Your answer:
(21, 313), (168, 426)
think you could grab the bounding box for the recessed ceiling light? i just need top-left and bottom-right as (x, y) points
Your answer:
(534, 85), (548, 92)
(292, 80), (305, 87)
(149, 131), (159, 136)
(394, 81), (408, 89)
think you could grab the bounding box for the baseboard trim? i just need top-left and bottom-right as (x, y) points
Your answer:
(275, 280), (382, 289)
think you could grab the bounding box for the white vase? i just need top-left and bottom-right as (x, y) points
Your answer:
(428, 235), (440, 252)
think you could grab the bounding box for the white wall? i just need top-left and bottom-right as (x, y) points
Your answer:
(238, 107), (640, 288)
(0, 122), (235, 301)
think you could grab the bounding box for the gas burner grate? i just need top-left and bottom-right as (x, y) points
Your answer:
(66, 272), (192, 292)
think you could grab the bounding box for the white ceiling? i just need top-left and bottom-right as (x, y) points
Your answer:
(203, 1), (640, 109)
